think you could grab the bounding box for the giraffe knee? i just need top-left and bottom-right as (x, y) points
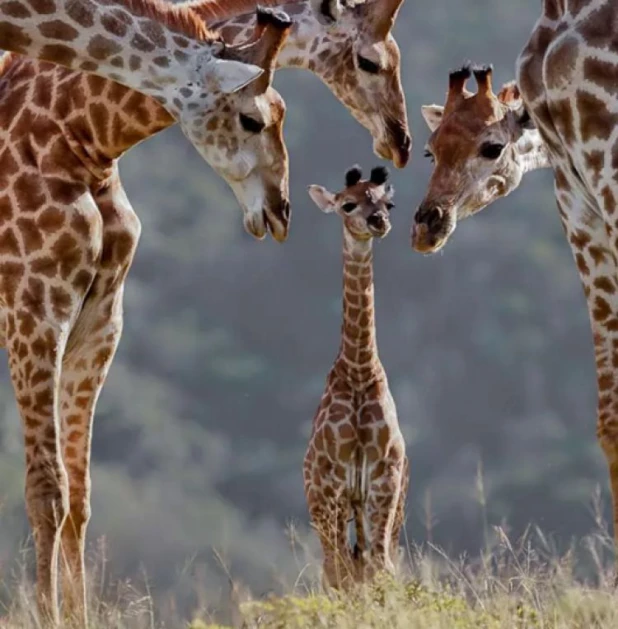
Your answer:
(67, 491), (91, 532)
(25, 466), (70, 530)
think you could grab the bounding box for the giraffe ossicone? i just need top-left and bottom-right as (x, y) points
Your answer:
(304, 165), (408, 589)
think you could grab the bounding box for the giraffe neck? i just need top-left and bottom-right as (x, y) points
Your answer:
(0, 0), (219, 114)
(6, 0), (333, 167)
(335, 228), (382, 386)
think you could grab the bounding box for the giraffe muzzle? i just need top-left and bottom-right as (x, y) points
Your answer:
(376, 118), (412, 168)
(264, 198), (291, 243)
(367, 212), (391, 238)
(411, 203), (453, 254)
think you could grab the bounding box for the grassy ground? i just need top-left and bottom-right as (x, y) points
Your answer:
(3, 524), (618, 628)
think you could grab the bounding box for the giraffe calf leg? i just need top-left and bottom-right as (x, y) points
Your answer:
(390, 455), (409, 570)
(364, 457), (406, 582)
(308, 498), (355, 590)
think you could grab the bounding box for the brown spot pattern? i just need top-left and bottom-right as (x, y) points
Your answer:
(38, 19), (78, 41)
(87, 34), (122, 60)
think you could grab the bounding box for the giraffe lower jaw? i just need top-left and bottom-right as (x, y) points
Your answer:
(243, 209), (289, 243)
(410, 224), (449, 255)
(373, 126), (412, 169)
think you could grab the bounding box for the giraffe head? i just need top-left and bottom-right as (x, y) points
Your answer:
(183, 8), (292, 241)
(307, 165), (394, 240)
(308, 0), (411, 168)
(411, 64), (548, 254)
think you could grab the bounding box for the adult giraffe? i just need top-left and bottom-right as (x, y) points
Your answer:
(0, 0), (291, 626)
(412, 0), (618, 569)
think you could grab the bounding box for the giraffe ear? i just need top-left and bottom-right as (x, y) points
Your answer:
(212, 58), (264, 94)
(307, 185), (337, 213)
(421, 105), (444, 132)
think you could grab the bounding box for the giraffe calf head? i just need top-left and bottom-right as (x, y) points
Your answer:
(412, 64), (543, 254)
(308, 165), (394, 240)
(186, 8), (292, 242)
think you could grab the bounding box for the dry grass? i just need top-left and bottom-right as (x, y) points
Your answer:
(2, 524), (618, 628)
(2, 489), (618, 629)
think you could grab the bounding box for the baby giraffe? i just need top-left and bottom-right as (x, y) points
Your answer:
(304, 166), (408, 589)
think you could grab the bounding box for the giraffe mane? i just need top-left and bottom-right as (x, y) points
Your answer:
(123, 0), (220, 42)
(185, 0), (305, 24)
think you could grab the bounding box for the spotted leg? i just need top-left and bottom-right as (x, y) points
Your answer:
(554, 185), (618, 579)
(59, 172), (140, 625)
(9, 313), (71, 626)
(304, 444), (356, 590)
(390, 454), (408, 568)
(363, 455), (404, 581)
(309, 498), (355, 590)
(6, 181), (103, 625)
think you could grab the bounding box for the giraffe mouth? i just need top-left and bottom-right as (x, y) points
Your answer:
(374, 119), (412, 168)
(243, 208), (289, 242)
(263, 208), (289, 243)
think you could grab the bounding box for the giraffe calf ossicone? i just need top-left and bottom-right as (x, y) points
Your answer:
(304, 166), (408, 589)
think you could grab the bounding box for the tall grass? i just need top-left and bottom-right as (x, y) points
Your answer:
(2, 486), (618, 627)
(1, 522), (618, 628)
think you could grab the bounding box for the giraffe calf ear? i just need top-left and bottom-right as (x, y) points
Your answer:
(307, 185), (337, 213)
(421, 105), (444, 132)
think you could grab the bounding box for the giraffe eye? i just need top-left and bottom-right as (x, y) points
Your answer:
(342, 202), (358, 213)
(423, 149), (435, 163)
(386, 202), (395, 210)
(479, 142), (505, 160)
(239, 114), (265, 133)
(357, 55), (380, 74)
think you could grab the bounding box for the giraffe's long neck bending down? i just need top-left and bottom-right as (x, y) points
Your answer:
(337, 229), (381, 385)
(0, 0), (258, 116)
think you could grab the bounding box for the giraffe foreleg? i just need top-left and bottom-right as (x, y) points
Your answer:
(59, 171), (140, 626)
(308, 499), (355, 590)
(8, 311), (72, 627)
(390, 454), (408, 569)
(555, 191), (618, 577)
(59, 315), (123, 626)
(363, 456), (405, 581)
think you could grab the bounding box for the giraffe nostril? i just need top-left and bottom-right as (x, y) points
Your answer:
(367, 213), (384, 228)
(281, 200), (291, 221)
(427, 208), (443, 228)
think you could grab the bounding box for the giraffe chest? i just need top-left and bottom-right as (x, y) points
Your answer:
(517, 15), (606, 217)
(313, 388), (401, 460)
